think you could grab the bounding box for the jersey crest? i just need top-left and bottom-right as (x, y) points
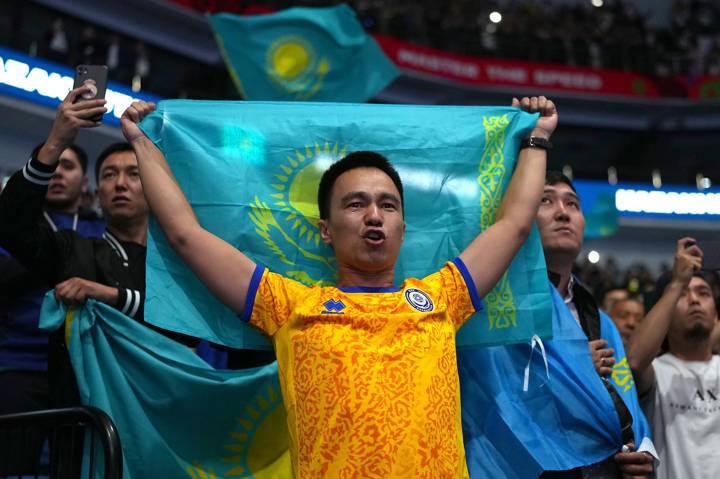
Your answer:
(404, 288), (434, 312)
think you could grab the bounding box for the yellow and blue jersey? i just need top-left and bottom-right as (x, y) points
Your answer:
(241, 257), (482, 478)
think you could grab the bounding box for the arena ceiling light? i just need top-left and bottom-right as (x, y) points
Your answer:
(489, 11), (502, 24)
(588, 250), (600, 264)
(591, 0), (604, 7)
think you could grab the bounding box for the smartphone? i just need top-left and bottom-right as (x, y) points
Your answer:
(697, 240), (720, 271)
(73, 65), (108, 121)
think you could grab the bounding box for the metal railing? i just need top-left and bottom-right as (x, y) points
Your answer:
(0, 407), (122, 479)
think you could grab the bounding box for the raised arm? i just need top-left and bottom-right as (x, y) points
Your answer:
(459, 96), (557, 298)
(0, 86), (105, 280)
(121, 101), (256, 314)
(36, 85), (107, 166)
(627, 238), (702, 395)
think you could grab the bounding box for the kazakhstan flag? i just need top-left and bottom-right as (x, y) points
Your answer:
(459, 285), (656, 477)
(209, 5), (398, 101)
(39, 295), (291, 479)
(139, 100), (552, 349)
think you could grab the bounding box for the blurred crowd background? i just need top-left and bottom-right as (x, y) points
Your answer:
(353, 0), (720, 77)
(0, 0), (718, 308)
(3, 0), (720, 99)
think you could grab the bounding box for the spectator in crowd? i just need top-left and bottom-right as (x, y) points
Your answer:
(105, 34), (133, 85)
(536, 171), (654, 477)
(133, 41), (151, 91)
(628, 238), (720, 479)
(610, 296), (645, 346)
(76, 26), (104, 66)
(602, 286), (629, 312)
(0, 85), (199, 406)
(576, 258), (659, 309)
(42, 18), (70, 64)
(0, 142), (104, 475)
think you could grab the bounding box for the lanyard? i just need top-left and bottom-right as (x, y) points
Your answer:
(43, 211), (78, 232)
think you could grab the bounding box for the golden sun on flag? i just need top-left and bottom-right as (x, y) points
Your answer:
(187, 384), (291, 479)
(247, 141), (342, 285)
(269, 142), (346, 247)
(268, 36), (314, 80)
(265, 35), (331, 99)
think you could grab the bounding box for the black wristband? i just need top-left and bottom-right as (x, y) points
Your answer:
(520, 137), (553, 151)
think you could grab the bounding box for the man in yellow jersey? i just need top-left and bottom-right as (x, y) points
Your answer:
(121, 96), (557, 478)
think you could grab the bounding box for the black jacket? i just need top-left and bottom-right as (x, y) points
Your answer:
(0, 155), (197, 346)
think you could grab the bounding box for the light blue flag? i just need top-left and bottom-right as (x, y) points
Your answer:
(574, 180), (619, 239)
(599, 310), (655, 456)
(459, 284), (624, 477)
(460, 284), (656, 477)
(139, 100), (552, 349)
(39, 295), (292, 479)
(209, 5), (398, 101)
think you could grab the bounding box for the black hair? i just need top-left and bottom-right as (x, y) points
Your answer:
(653, 270), (719, 354)
(32, 142), (88, 174)
(317, 151), (404, 220)
(609, 296), (644, 313)
(545, 170), (577, 194)
(95, 142), (134, 182)
(651, 270), (720, 310)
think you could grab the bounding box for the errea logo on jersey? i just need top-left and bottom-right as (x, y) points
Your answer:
(322, 298), (346, 315)
(404, 288), (434, 312)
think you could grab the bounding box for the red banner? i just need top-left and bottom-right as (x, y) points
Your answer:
(682, 75), (720, 100)
(168, 0), (275, 14)
(375, 35), (659, 98)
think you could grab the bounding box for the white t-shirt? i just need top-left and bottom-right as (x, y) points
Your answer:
(643, 353), (720, 479)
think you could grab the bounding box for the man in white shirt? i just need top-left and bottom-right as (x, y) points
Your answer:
(628, 238), (719, 479)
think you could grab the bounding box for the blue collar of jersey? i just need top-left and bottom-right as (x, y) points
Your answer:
(337, 286), (401, 293)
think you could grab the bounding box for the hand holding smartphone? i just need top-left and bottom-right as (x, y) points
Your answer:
(73, 65), (108, 122)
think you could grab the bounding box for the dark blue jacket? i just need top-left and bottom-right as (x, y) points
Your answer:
(1, 209), (104, 371)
